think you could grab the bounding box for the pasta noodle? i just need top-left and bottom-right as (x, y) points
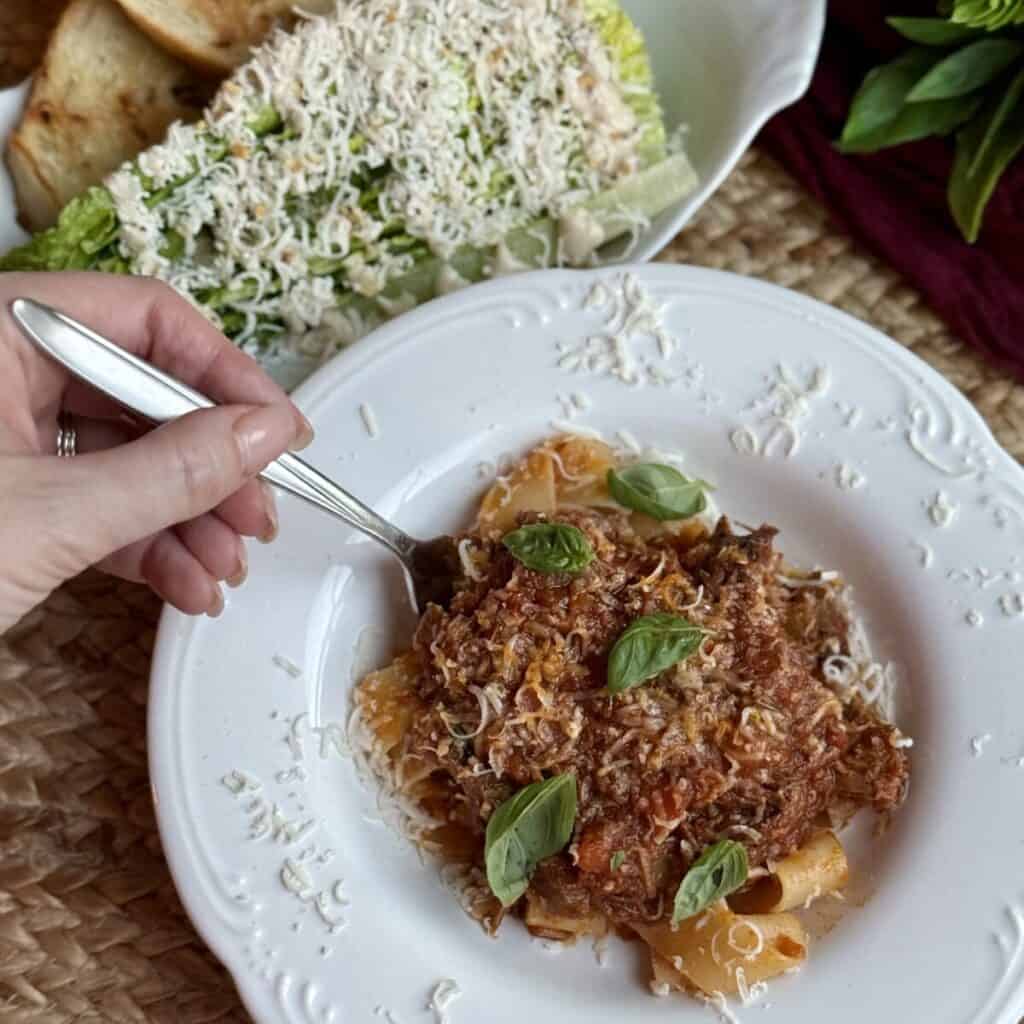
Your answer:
(525, 892), (608, 942)
(478, 450), (556, 533)
(635, 904), (807, 995)
(729, 832), (849, 914)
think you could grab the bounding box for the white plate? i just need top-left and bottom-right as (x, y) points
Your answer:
(0, 2), (825, 354)
(150, 265), (1024, 1024)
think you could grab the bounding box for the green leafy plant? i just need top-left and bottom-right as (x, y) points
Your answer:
(606, 613), (705, 694)
(949, 0), (1024, 30)
(484, 774), (577, 906)
(606, 463), (708, 521)
(671, 840), (749, 925)
(503, 523), (595, 574)
(838, 2), (1024, 241)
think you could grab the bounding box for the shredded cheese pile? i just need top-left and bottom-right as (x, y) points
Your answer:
(105, 0), (663, 354)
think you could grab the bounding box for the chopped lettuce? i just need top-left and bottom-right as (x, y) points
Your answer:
(585, 0), (667, 166)
(1, 187), (120, 272)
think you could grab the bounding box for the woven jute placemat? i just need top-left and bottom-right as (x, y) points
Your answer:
(2, 148), (1022, 1022)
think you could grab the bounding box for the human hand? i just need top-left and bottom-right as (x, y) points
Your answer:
(0, 271), (312, 632)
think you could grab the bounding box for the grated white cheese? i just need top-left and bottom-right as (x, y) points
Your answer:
(103, 0), (660, 354)
(550, 419), (605, 439)
(971, 733), (992, 758)
(965, 609), (985, 628)
(777, 571), (839, 589)
(559, 273), (688, 388)
(426, 980), (462, 1024)
(704, 991), (741, 1024)
(999, 593), (1024, 617)
(615, 429), (642, 454)
(281, 858), (315, 899)
(314, 891), (349, 934)
(734, 363), (831, 459)
(360, 403), (380, 439)
(730, 427), (760, 457)
(272, 653), (302, 678)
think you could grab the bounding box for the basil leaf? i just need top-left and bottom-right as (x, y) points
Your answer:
(503, 523), (594, 574)
(610, 850), (626, 872)
(969, 63), (1024, 176)
(837, 91), (983, 153)
(672, 840), (749, 925)
(949, 69), (1024, 241)
(607, 613), (705, 694)
(607, 463), (707, 521)
(485, 774), (577, 907)
(839, 48), (941, 148)
(886, 16), (986, 46)
(906, 39), (1024, 102)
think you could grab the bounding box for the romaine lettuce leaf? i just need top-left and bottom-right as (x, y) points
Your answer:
(0, 187), (119, 272)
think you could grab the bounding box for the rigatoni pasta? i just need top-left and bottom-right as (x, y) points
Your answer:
(730, 831), (850, 914)
(635, 904), (807, 995)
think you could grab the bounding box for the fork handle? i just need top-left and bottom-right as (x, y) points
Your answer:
(10, 298), (417, 560)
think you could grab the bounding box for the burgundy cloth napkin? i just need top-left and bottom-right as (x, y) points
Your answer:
(758, 0), (1024, 379)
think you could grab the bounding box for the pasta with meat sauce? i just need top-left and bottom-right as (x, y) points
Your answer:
(353, 436), (910, 1005)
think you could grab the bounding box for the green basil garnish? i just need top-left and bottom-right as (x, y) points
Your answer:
(606, 613), (705, 694)
(503, 523), (594, 574)
(610, 850), (626, 872)
(484, 774), (577, 907)
(607, 463), (707, 521)
(671, 840), (749, 925)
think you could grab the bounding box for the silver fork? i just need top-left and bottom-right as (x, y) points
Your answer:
(10, 298), (460, 613)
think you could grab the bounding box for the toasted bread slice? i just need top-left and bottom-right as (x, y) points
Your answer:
(112, 0), (337, 75)
(5, 0), (214, 231)
(0, 0), (71, 89)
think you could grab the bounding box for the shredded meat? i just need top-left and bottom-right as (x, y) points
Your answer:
(401, 508), (909, 927)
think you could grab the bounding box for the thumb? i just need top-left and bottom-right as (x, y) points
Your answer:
(57, 403), (300, 567)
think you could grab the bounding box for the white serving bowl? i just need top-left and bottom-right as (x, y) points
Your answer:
(0, 2), (825, 264)
(619, 0), (825, 260)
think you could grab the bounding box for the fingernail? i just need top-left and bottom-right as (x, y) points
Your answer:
(291, 413), (315, 452)
(206, 585), (225, 619)
(234, 403), (301, 476)
(258, 481), (279, 544)
(227, 544), (248, 588)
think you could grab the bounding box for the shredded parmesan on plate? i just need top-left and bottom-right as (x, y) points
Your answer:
(426, 979), (462, 1024)
(360, 403), (380, 439)
(271, 653), (302, 678)
(971, 733), (992, 758)
(703, 991), (741, 1024)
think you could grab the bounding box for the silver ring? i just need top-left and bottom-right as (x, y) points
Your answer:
(56, 410), (77, 457)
